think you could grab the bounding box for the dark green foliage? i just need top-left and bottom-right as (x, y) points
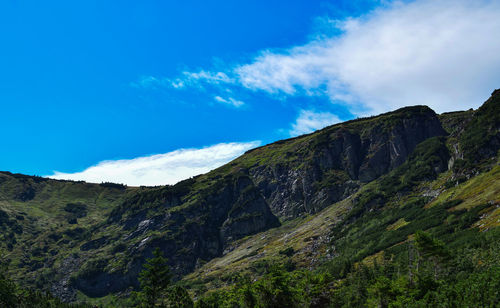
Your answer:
(0, 270), (17, 307)
(194, 228), (500, 307)
(64, 203), (88, 218)
(279, 247), (295, 257)
(75, 257), (108, 280)
(108, 178), (194, 223)
(130, 249), (194, 307)
(0, 209), (23, 235)
(168, 286), (194, 308)
(14, 183), (36, 201)
(195, 265), (306, 308)
(99, 182), (127, 189)
(63, 227), (89, 241)
(137, 248), (172, 307)
(111, 242), (127, 254)
(444, 176), (467, 188)
(253, 266), (302, 308)
(330, 195), (489, 269)
(379, 136), (449, 194)
(459, 89), (500, 165)
(0, 259), (92, 307)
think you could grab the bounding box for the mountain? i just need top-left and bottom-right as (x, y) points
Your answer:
(0, 89), (498, 306)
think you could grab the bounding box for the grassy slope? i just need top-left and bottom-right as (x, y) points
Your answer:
(0, 173), (134, 287)
(184, 196), (352, 287)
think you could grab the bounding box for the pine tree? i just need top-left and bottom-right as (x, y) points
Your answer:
(138, 247), (172, 307)
(414, 231), (450, 279)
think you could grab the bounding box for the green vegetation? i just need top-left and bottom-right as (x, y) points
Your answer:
(127, 248), (193, 308)
(459, 89), (500, 166)
(0, 91), (498, 307)
(192, 229), (500, 307)
(178, 93), (499, 307)
(136, 248), (172, 307)
(0, 256), (92, 307)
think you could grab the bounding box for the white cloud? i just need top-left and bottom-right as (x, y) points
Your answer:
(182, 70), (233, 85)
(156, 0), (500, 116)
(234, 0), (500, 115)
(214, 96), (245, 107)
(289, 110), (341, 137)
(47, 142), (260, 186)
(133, 70), (234, 91)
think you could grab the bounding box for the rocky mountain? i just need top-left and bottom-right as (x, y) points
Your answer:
(0, 89), (498, 305)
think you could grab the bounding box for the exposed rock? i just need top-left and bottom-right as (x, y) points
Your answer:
(73, 173), (279, 297)
(51, 256), (81, 302)
(249, 106), (446, 218)
(80, 236), (110, 251)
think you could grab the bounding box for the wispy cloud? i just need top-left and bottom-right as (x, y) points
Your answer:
(180, 70), (234, 86)
(132, 70), (234, 91)
(214, 96), (245, 107)
(289, 110), (340, 137)
(141, 0), (500, 116)
(130, 76), (171, 90)
(47, 142), (260, 186)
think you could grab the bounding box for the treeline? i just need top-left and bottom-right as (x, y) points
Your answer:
(193, 229), (500, 307)
(2, 228), (499, 307)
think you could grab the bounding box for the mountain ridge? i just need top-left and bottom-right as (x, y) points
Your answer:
(0, 90), (498, 305)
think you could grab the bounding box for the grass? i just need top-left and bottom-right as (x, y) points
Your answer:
(0, 173), (133, 289)
(387, 218), (409, 231)
(183, 196), (353, 295)
(429, 164), (500, 211)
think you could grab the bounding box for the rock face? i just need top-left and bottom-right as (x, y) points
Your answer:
(246, 106), (447, 218)
(72, 173), (279, 297)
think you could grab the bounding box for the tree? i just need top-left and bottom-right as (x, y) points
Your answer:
(254, 266), (301, 308)
(0, 272), (17, 308)
(138, 247), (172, 307)
(0, 250), (17, 307)
(414, 231), (450, 279)
(168, 285), (193, 308)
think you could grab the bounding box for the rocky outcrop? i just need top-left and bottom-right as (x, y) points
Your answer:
(220, 176), (280, 244)
(247, 106), (447, 218)
(72, 173), (279, 297)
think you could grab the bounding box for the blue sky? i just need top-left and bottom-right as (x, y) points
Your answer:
(1, 0), (500, 185)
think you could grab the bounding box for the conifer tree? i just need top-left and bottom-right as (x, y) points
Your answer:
(138, 247), (172, 307)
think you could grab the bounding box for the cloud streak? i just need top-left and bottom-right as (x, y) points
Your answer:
(214, 96), (245, 107)
(47, 142), (260, 186)
(132, 70), (234, 91)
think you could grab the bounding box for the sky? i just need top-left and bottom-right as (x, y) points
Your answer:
(1, 0), (500, 186)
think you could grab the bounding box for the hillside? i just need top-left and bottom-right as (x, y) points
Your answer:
(0, 89), (499, 306)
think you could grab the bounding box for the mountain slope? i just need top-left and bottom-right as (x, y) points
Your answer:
(0, 89), (498, 305)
